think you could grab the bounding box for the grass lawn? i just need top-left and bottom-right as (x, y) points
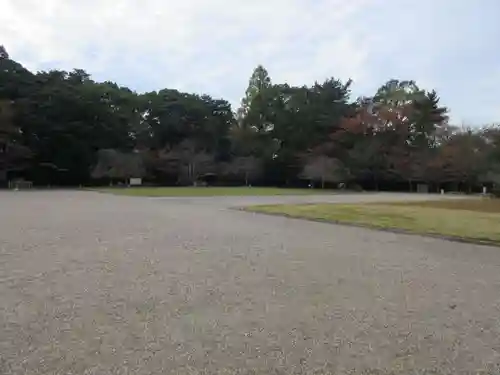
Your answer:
(246, 198), (500, 245)
(94, 186), (333, 197)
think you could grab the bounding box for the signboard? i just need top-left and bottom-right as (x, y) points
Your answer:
(129, 178), (142, 186)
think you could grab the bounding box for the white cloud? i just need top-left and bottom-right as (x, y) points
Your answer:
(1, 0), (500, 124)
(1, 0), (371, 84)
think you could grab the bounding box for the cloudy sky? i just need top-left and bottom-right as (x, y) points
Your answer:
(1, 0), (499, 124)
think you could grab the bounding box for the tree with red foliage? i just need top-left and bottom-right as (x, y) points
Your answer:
(435, 128), (488, 192)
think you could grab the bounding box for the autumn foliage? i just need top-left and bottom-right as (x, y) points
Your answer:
(0, 48), (499, 191)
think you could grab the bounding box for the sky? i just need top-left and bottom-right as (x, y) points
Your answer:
(1, 0), (499, 125)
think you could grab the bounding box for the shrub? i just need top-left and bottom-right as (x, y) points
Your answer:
(492, 188), (500, 198)
(347, 183), (363, 192)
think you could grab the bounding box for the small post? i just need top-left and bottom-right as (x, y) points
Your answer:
(440, 189), (444, 195)
(483, 186), (487, 195)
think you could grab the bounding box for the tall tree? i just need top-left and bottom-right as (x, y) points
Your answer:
(0, 100), (31, 182)
(373, 79), (422, 106)
(300, 155), (344, 189)
(237, 65), (272, 124)
(92, 149), (145, 184)
(0, 44), (497, 191)
(411, 90), (448, 148)
(440, 128), (489, 191)
(223, 156), (262, 186)
(158, 139), (216, 185)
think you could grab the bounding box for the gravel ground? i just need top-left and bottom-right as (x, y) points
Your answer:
(1, 191), (500, 374)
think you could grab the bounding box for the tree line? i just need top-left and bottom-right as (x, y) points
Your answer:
(1, 45), (499, 192)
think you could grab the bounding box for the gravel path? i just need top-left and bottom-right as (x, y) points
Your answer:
(1, 191), (500, 374)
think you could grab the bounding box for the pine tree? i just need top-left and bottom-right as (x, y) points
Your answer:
(237, 65), (272, 123)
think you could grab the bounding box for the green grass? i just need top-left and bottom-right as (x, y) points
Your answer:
(246, 199), (500, 245)
(94, 186), (333, 197)
(384, 198), (500, 213)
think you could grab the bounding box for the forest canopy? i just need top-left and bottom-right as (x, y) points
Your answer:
(1, 45), (499, 192)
